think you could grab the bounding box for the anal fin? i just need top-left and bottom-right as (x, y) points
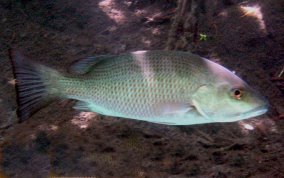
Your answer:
(73, 101), (92, 111)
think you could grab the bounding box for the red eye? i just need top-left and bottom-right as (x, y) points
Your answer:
(231, 88), (243, 100)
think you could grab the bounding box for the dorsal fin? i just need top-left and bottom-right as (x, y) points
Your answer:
(69, 55), (114, 74)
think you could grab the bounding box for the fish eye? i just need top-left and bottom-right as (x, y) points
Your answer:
(231, 88), (243, 100)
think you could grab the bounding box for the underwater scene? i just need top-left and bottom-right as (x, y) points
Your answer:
(0, 0), (283, 177)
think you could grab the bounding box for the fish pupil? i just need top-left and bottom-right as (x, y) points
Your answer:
(232, 88), (243, 99)
(234, 90), (241, 96)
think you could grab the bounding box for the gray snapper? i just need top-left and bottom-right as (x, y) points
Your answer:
(9, 50), (268, 125)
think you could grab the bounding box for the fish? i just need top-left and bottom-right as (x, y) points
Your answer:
(9, 50), (268, 125)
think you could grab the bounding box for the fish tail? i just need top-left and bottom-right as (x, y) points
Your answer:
(9, 49), (62, 122)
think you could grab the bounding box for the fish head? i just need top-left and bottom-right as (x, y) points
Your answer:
(191, 59), (268, 123)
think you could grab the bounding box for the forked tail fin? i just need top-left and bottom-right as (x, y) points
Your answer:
(9, 50), (61, 122)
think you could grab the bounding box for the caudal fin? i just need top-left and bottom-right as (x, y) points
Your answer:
(9, 50), (59, 122)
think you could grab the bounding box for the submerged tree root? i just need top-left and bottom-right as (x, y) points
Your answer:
(271, 66), (284, 119)
(165, 0), (202, 50)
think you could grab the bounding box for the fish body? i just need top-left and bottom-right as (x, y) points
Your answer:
(9, 50), (268, 125)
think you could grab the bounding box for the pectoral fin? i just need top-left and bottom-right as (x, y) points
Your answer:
(191, 85), (211, 119)
(191, 99), (210, 119)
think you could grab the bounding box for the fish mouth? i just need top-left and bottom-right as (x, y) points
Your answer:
(215, 104), (268, 122)
(241, 105), (268, 117)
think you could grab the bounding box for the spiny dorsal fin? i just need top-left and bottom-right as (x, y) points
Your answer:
(69, 55), (114, 75)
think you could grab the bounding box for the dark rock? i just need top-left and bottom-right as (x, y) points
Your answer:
(116, 129), (132, 138)
(150, 152), (164, 161)
(170, 162), (184, 175)
(171, 149), (185, 158)
(182, 154), (198, 161)
(229, 155), (245, 167)
(34, 131), (50, 153)
(153, 140), (166, 146)
(143, 133), (161, 139)
(3, 144), (33, 167)
(222, 0), (233, 6)
(212, 171), (228, 178)
(102, 146), (115, 153)
(212, 151), (225, 165)
(186, 164), (200, 176)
